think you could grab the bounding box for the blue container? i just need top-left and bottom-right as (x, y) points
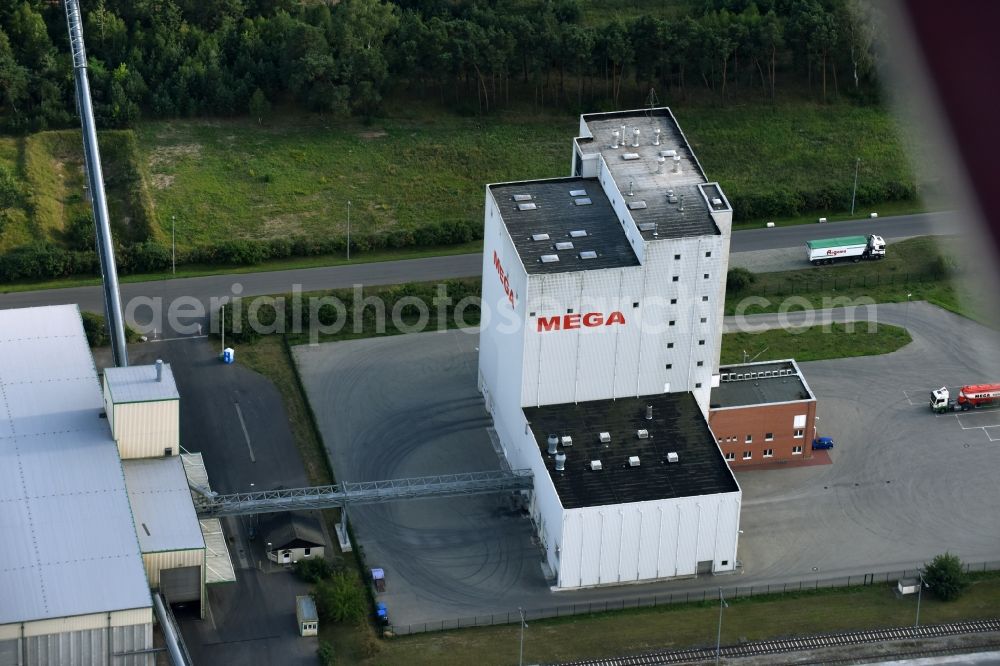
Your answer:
(222, 348), (235, 364)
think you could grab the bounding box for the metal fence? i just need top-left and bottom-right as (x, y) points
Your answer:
(386, 559), (1000, 636)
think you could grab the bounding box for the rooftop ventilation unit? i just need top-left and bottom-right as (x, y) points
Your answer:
(513, 194), (532, 202)
(555, 452), (567, 472)
(569, 189), (588, 197)
(637, 222), (656, 232)
(654, 128), (661, 146)
(628, 456), (641, 467)
(574, 197), (593, 206)
(672, 155), (681, 173)
(627, 201), (647, 210)
(632, 128), (640, 148)
(555, 241), (574, 250)
(569, 230), (588, 238)
(660, 149), (677, 158)
(579, 250), (597, 260)
(611, 130), (620, 149)
(645, 404), (653, 420)
(667, 452), (679, 463)
(540, 254), (559, 263)
(599, 432), (611, 444)
(667, 193), (678, 204)
(590, 460), (603, 471)
(517, 202), (537, 211)
(712, 197), (723, 206)
(657, 156), (666, 173)
(636, 429), (649, 439)
(155, 359), (163, 382)
(622, 153), (640, 161)
(531, 233), (550, 241)
(547, 433), (559, 455)
(561, 435), (573, 447)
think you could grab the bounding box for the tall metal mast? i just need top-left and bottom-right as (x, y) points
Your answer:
(63, 0), (129, 367)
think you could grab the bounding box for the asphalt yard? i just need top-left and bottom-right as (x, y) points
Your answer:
(292, 302), (1000, 628)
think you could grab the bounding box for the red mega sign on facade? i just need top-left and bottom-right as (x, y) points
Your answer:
(537, 311), (626, 332)
(493, 250), (516, 307)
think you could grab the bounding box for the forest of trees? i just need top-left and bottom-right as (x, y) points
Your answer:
(0, 0), (882, 131)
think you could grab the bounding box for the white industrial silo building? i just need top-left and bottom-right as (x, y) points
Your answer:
(478, 108), (742, 589)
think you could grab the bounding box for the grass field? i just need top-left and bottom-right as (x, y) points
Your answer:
(323, 575), (1000, 665)
(0, 130), (155, 252)
(131, 102), (917, 249)
(720, 322), (912, 364)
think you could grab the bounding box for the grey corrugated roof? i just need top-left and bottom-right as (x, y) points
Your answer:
(0, 305), (151, 624)
(105, 363), (180, 403)
(123, 457), (205, 554)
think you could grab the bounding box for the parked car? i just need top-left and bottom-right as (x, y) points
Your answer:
(812, 436), (834, 450)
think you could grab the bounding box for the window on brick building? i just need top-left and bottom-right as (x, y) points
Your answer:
(765, 433), (774, 441)
(763, 449), (773, 457)
(792, 445), (803, 454)
(794, 429), (804, 438)
(745, 434), (752, 443)
(742, 451), (752, 460)
(725, 452), (735, 461)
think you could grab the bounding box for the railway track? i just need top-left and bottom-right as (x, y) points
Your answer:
(558, 618), (1000, 665)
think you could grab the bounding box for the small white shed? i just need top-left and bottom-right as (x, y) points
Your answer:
(897, 577), (920, 595)
(296, 596), (318, 636)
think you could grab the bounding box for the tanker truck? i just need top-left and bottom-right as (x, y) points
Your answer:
(929, 384), (1000, 413)
(806, 234), (886, 265)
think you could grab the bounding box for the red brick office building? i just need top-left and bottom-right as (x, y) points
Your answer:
(708, 359), (818, 467)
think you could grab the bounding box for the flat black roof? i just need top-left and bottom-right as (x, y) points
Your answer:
(523, 394), (738, 510)
(577, 109), (724, 240)
(712, 361), (813, 408)
(489, 177), (640, 274)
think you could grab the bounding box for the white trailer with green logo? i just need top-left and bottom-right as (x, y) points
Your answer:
(806, 234), (886, 265)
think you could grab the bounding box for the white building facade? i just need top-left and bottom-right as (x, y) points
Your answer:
(478, 109), (741, 589)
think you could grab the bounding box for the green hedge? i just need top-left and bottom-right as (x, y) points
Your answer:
(0, 218), (483, 282)
(731, 180), (918, 222)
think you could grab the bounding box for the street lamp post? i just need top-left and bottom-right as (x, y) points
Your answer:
(915, 572), (925, 627)
(716, 588), (728, 665)
(518, 607), (528, 666)
(851, 157), (861, 215)
(905, 292), (912, 329)
(347, 200), (351, 261)
(171, 215), (176, 276)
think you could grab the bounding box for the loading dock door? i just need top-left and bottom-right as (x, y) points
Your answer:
(697, 560), (713, 575)
(161, 566), (202, 603)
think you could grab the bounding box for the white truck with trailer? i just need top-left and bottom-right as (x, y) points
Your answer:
(806, 234), (886, 265)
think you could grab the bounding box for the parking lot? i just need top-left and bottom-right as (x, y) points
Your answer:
(293, 302), (1000, 627)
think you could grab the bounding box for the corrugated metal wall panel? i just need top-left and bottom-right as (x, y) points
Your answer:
(143, 550), (204, 588)
(636, 505), (661, 580)
(578, 510), (603, 587)
(0, 638), (18, 665)
(656, 503), (680, 577)
(20, 610), (145, 638)
(598, 509), (622, 584)
(17, 623), (153, 666)
(618, 508), (642, 581)
(114, 401), (179, 460)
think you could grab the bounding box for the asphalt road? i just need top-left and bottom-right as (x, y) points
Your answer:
(0, 212), (957, 334)
(290, 302), (1000, 628)
(94, 338), (319, 666)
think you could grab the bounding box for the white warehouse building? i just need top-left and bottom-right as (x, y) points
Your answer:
(478, 108), (741, 589)
(0, 305), (233, 665)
